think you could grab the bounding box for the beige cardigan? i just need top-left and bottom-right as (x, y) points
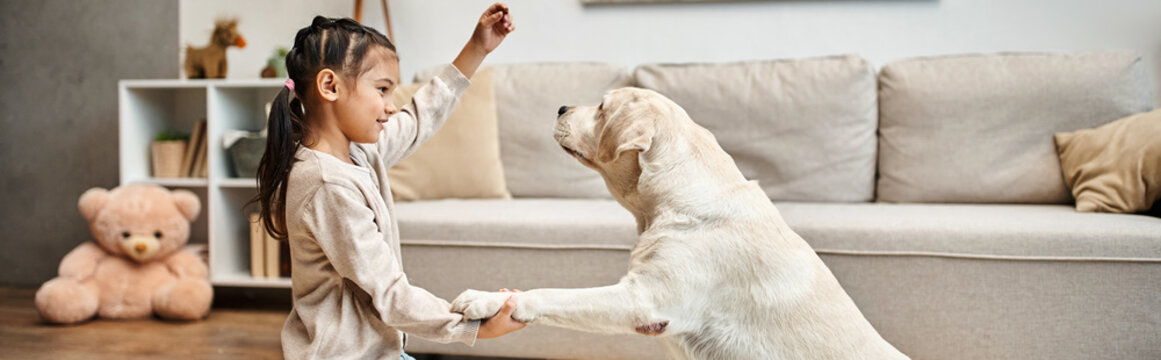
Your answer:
(281, 65), (479, 359)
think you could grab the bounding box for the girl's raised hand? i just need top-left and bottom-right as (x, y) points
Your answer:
(471, 2), (515, 54)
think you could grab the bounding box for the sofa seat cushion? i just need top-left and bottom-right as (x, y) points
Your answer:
(395, 199), (663, 360)
(779, 202), (1161, 260)
(398, 199), (1161, 261)
(396, 200), (1161, 359)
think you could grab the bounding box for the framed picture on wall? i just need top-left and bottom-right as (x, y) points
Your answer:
(582, 0), (750, 3)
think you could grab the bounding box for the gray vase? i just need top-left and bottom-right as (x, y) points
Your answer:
(227, 136), (266, 178)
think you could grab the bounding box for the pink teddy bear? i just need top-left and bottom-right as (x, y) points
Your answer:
(36, 184), (213, 323)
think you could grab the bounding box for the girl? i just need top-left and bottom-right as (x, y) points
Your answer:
(252, 4), (522, 359)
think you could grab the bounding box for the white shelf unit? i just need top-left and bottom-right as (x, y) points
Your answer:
(119, 79), (291, 288)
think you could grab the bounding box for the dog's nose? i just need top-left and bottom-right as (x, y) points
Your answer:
(558, 106), (570, 116)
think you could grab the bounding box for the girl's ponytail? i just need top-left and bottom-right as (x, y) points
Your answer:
(252, 84), (302, 240)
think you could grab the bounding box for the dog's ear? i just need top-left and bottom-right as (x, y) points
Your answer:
(597, 105), (656, 163)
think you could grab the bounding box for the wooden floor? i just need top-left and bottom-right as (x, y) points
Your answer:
(0, 286), (516, 360)
(0, 286), (288, 359)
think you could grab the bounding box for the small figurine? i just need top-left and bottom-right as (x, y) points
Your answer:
(185, 18), (246, 79)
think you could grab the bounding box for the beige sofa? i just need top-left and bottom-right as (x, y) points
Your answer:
(401, 51), (1161, 360)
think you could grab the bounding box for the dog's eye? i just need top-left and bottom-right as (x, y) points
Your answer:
(122, 232), (130, 239)
(154, 231), (163, 239)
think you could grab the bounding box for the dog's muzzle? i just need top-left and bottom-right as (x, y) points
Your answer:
(553, 118), (571, 143)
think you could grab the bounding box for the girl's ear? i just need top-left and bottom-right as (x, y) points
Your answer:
(316, 69), (339, 101)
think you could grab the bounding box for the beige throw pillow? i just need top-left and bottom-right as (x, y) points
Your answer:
(417, 63), (633, 198)
(1054, 109), (1161, 213)
(387, 68), (510, 201)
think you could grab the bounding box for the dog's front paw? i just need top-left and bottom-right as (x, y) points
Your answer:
(451, 289), (509, 321)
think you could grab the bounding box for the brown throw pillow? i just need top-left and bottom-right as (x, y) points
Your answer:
(1054, 109), (1161, 213)
(387, 68), (510, 201)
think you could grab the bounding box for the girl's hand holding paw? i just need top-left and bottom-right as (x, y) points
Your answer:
(475, 289), (526, 339)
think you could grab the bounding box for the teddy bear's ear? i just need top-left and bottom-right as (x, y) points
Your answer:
(78, 188), (110, 222)
(171, 189), (201, 222)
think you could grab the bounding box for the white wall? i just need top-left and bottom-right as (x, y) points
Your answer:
(182, 0), (1161, 103)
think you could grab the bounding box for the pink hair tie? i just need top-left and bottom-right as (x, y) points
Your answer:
(284, 78), (295, 92)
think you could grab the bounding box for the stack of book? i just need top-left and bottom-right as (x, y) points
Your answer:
(178, 119), (209, 178)
(249, 213), (290, 278)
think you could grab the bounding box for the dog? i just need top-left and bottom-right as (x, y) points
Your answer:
(452, 87), (908, 359)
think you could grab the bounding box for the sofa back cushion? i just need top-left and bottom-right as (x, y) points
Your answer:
(634, 55), (878, 202)
(420, 63), (633, 198)
(877, 51), (1153, 203)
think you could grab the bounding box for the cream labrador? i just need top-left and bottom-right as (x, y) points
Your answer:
(452, 88), (908, 360)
